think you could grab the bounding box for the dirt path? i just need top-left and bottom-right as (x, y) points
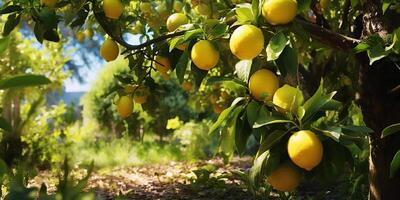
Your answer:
(32, 157), (255, 200)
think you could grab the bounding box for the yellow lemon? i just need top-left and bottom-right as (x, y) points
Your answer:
(191, 40), (220, 70)
(117, 96), (133, 119)
(100, 38), (119, 62)
(167, 13), (188, 32)
(262, 0), (297, 25)
(41, 0), (57, 7)
(85, 28), (94, 39)
(273, 84), (304, 112)
(155, 56), (171, 74)
(287, 130), (323, 171)
(248, 69), (279, 101)
(230, 25), (265, 60)
(103, 0), (123, 19)
(267, 164), (301, 192)
(182, 81), (193, 91)
(76, 31), (85, 43)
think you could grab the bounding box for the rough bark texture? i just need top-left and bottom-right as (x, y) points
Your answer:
(359, 0), (400, 199)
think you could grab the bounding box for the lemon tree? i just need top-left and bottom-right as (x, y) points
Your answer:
(1, 0), (400, 198)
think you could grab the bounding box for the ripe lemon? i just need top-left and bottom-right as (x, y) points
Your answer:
(182, 81), (193, 91)
(133, 86), (149, 104)
(76, 31), (85, 43)
(103, 0), (123, 19)
(191, 40), (220, 70)
(155, 56), (171, 74)
(262, 0), (297, 25)
(41, 0), (57, 7)
(273, 84), (304, 112)
(230, 25), (265, 60)
(85, 28), (94, 39)
(267, 164), (301, 192)
(100, 38), (119, 62)
(287, 130), (323, 171)
(117, 96), (133, 119)
(140, 2), (152, 13)
(248, 69), (279, 101)
(167, 13), (188, 32)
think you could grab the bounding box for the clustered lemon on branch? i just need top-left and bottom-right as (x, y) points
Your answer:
(31, 0), (367, 194)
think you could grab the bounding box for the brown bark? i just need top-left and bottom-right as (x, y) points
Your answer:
(358, 0), (400, 199)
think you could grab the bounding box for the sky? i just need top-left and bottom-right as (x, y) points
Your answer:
(64, 34), (141, 93)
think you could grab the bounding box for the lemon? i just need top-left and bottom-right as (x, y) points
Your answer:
(103, 0), (123, 19)
(100, 38), (119, 62)
(117, 96), (133, 119)
(248, 69), (279, 101)
(85, 28), (94, 39)
(320, 0), (329, 11)
(273, 84), (304, 112)
(262, 0), (297, 25)
(41, 0), (57, 7)
(267, 164), (301, 192)
(140, 2), (152, 13)
(182, 81), (193, 91)
(230, 25), (265, 60)
(195, 3), (211, 16)
(191, 40), (220, 70)
(133, 86), (149, 104)
(167, 13), (189, 32)
(76, 31), (86, 43)
(173, 1), (183, 12)
(155, 56), (171, 74)
(287, 130), (323, 171)
(176, 42), (189, 51)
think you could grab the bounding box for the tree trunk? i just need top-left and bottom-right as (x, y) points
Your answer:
(358, 0), (400, 199)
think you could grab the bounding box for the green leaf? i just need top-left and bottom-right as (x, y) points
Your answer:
(0, 5), (23, 15)
(390, 150), (400, 178)
(0, 74), (51, 90)
(3, 13), (21, 36)
(235, 60), (252, 83)
(246, 100), (260, 126)
(381, 123), (400, 138)
(254, 106), (294, 128)
(209, 106), (237, 135)
(251, 0), (262, 19)
(301, 82), (339, 123)
(267, 32), (289, 61)
(208, 23), (229, 39)
(191, 63), (208, 88)
(0, 36), (10, 55)
(0, 159), (8, 177)
(249, 148), (281, 188)
(297, 0), (312, 13)
(368, 45), (389, 65)
(276, 46), (298, 77)
(175, 52), (189, 84)
(258, 130), (288, 156)
(235, 6), (255, 25)
(0, 117), (12, 132)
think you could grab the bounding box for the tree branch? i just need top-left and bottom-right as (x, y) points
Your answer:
(339, 0), (351, 32)
(294, 17), (360, 49)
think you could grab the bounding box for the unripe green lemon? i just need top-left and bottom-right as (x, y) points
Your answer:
(191, 40), (220, 70)
(262, 0), (297, 25)
(287, 130), (323, 171)
(230, 25), (265, 60)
